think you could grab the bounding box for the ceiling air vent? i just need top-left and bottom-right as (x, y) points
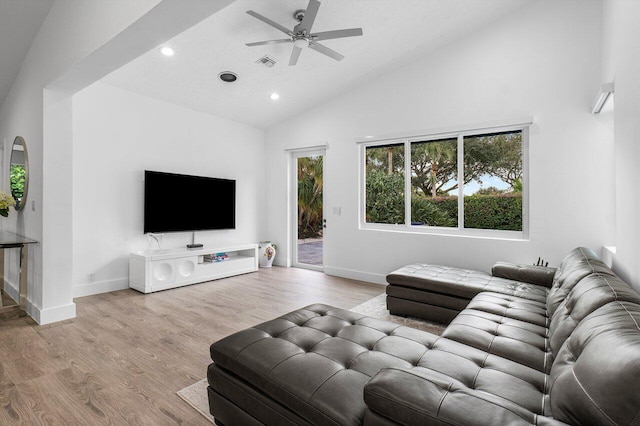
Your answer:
(256, 55), (277, 68)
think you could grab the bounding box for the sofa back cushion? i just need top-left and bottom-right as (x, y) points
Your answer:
(548, 273), (640, 357)
(546, 247), (615, 316)
(549, 301), (640, 425)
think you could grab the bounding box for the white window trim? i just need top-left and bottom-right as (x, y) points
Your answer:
(359, 119), (531, 241)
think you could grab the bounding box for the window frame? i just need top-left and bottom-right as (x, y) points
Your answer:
(359, 120), (530, 240)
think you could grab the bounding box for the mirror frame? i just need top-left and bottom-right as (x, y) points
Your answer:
(9, 136), (29, 211)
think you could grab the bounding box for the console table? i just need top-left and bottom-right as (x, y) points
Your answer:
(129, 244), (258, 293)
(0, 231), (37, 317)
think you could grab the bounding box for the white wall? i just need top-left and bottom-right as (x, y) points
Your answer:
(0, 0), (238, 323)
(265, 0), (613, 283)
(71, 82), (265, 297)
(0, 0), (160, 323)
(601, 0), (640, 291)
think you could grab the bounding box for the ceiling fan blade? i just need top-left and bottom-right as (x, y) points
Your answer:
(294, 0), (321, 34)
(246, 10), (292, 36)
(246, 39), (293, 47)
(308, 40), (344, 61)
(289, 46), (303, 66)
(312, 28), (363, 41)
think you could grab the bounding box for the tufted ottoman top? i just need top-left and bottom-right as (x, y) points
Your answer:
(387, 264), (549, 302)
(210, 304), (551, 426)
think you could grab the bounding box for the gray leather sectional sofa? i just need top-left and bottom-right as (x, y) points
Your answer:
(207, 247), (640, 425)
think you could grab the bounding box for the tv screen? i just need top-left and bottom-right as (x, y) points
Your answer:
(144, 170), (235, 233)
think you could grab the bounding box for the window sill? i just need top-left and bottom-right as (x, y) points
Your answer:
(360, 223), (529, 242)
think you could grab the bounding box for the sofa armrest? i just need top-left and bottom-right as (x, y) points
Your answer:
(492, 262), (557, 288)
(364, 368), (566, 426)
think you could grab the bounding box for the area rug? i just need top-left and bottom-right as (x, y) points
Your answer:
(177, 293), (444, 422)
(350, 293), (445, 335)
(176, 378), (215, 424)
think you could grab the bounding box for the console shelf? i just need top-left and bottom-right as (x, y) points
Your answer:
(129, 244), (258, 293)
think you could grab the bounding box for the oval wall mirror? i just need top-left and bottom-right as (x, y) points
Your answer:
(9, 136), (28, 211)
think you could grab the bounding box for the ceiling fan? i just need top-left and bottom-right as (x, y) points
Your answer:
(245, 0), (363, 66)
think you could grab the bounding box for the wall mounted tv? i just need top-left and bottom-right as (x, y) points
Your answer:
(144, 170), (235, 233)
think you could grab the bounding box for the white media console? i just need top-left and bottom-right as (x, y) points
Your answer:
(129, 244), (258, 293)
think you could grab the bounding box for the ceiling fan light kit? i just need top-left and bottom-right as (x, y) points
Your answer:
(294, 37), (310, 49)
(245, 0), (363, 66)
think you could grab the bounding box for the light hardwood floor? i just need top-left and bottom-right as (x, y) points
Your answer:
(0, 267), (383, 425)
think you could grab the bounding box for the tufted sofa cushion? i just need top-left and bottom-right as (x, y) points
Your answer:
(463, 292), (549, 327)
(387, 264), (549, 302)
(363, 366), (566, 426)
(549, 301), (640, 425)
(441, 300), (552, 373)
(210, 304), (435, 425)
(547, 272), (640, 357)
(546, 247), (616, 316)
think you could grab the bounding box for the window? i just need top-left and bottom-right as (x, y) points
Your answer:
(463, 131), (523, 231)
(365, 143), (405, 224)
(363, 125), (527, 236)
(410, 138), (458, 227)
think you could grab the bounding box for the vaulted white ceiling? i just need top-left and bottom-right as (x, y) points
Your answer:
(0, 0), (54, 110)
(103, 0), (535, 129)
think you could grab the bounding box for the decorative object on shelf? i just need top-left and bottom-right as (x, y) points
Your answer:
(0, 191), (16, 217)
(147, 232), (164, 250)
(203, 253), (229, 263)
(534, 257), (549, 267)
(258, 241), (277, 268)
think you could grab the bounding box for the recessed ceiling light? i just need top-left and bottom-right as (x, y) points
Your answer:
(160, 46), (174, 56)
(219, 72), (238, 83)
(270, 93), (280, 100)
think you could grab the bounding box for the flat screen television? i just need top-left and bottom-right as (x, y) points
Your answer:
(144, 170), (235, 233)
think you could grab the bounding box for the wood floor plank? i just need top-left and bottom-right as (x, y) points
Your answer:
(16, 377), (95, 425)
(0, 267), (384, 425)
(0, 382), (41, 424)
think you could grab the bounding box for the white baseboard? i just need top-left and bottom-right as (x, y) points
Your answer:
(73, 277), (129, 298)
(273, 257), (290, 267)
(2, 278), (19, 304)
(3, 278), (76, 325)
(324, 266), (387, 286)
(36, 302), (76, 325)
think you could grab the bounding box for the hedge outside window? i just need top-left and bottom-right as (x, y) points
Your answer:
(364, 129), (524, 233)
(365, 143), (405, 224)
